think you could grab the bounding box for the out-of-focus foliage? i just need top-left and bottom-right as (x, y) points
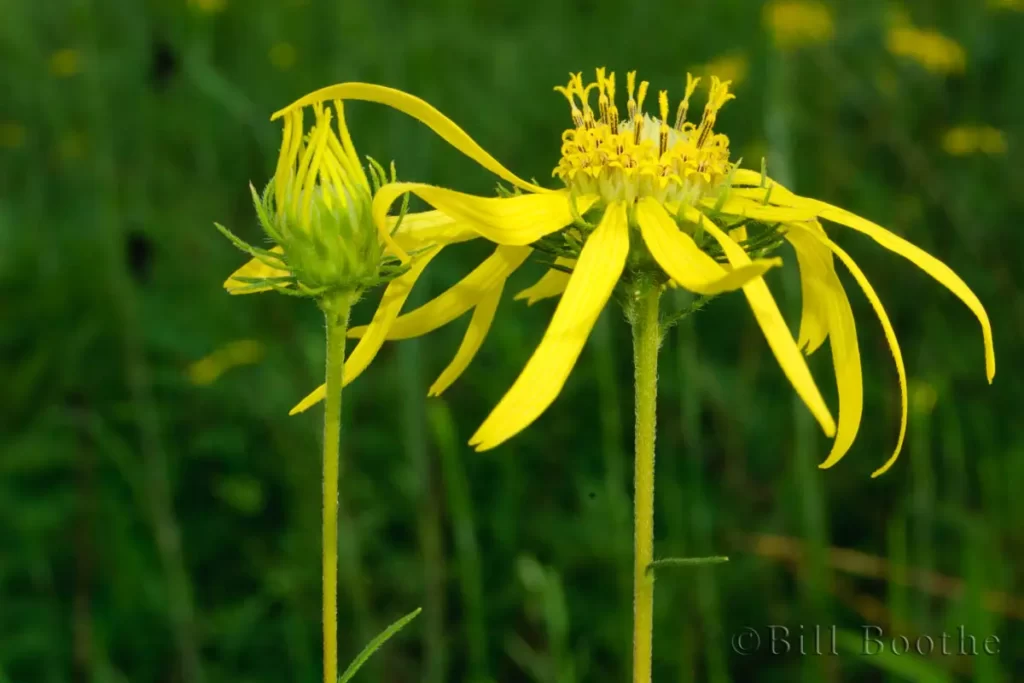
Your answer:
(1, 1), (1021, 682)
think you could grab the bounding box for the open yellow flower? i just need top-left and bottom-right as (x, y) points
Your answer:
(278, 69), (994, 476)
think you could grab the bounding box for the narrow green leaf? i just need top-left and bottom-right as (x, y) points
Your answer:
(338, 607), (422, 683)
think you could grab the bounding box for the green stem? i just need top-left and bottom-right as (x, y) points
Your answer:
(631, 285), (661, 683)
(322, 295), (352, 683)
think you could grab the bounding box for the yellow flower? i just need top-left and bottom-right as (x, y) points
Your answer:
(188, 340), (265, 386)
(223, 100), (479, 395)
(764, 0), (834, 49)
(692, 53), (749, 88)
(49, 49), (81, 78)
(941, 126), (1007, 156)
(276, 69), (994, 476)
(269, 42), (297, 71)
(0, 121), (26, 149)
(886, 27), (966, 75)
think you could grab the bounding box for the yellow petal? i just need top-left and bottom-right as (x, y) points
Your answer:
(271, 82), (549, 195)
(514, 257), (576, 305)
(692, 208), (836, 437)
(636, 198), (781, 295)
(373, 184), (588, 252)
(706, 196), (819, 223)
(813, 232), (908, 478)
(787, 225), (862, 468)
(728, 185), (994, 383)
(349, 245), (531, 340)
(786, 223), (833, 354)
(389, 209), (477, 250)
(224, 246), (287, 294)
(288, 245), (442, 415)
(469, 201), (630, 450)
(428, 281), (504, 397)
(813, 202), (994, 384)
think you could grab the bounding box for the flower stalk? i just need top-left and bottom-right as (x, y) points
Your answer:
(631, 283), (660, 683)
(321, 292), (353, 683)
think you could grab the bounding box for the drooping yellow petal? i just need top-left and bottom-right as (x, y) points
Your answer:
(429, 282), (504, 397)
(289, 246), (442, 415)
(224, 246), (287, 294)
(813, 202), (994, 384)
(786, 223), (833, 354)
(349, 245), (531, 340)
(730, 183), (994, 383)
(469, 201), (630, 451)
(373, 184), (590, 254)
(514, 257), (576, 305)
(690, 208), (836, 436)
(813, 232), (908, 477)
(271, 82), (550, 195)
(787, 225), (862, 468)
(637, 198), (781, 295)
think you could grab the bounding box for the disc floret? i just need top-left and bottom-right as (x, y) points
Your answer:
(553, 69), (736, 205)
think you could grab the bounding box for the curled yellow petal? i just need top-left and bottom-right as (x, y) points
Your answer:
(814, 233), (908, 477)
(514, 257), (576, 305)
(691, 208), (836, 437)
(786, 223), (833, 354)
(373, 184), (588, 253)
(636, 198), (781, 295)
(429, 282), (504, 397)
(729, 184), (994, 384)
(814, 202), (994, 384)
(271, 82), (549, 195)
(708, 196), (819, 223)
(224, 246), (287, 294)
(788, 225), (862, 468)
(469, 201), (630, 451)
(349, 245), (531, 340)
(289, 245), (442, 415)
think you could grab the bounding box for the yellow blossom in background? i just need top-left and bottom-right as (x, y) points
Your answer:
(275, 69), (994, 475)
(764, 0), (834, 49)
(188, 340), (265, 386)
(189, 0), (227, 12)
(692, 53), (748, 88)
(909, 379), (938, 416)
(989, 0), (1024, 11)
(269, 42), (297, 71)
(0, 122), (26, 149)
(941, 126), (1007, 156)
(56, 131), (86, 163)
(49, 49), (81, 78)
(886, 27), (966, 75)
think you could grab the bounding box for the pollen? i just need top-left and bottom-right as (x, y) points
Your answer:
(553, 69), (735, 204)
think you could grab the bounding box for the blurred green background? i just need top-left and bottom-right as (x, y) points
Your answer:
(2, 0), (1021, 681)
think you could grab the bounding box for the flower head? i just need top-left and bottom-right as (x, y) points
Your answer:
(273, 69), (994, 476)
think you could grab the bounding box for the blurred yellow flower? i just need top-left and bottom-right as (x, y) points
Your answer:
(189, 0), (227, 12)
(0, 122), (26, 149)
(269, 42), (297, 71)
(909, 379), (938, 416)
(49, 49), (81, 78)
(886, 27), (966, 74)
(941, 126), (1007, 156)
(989, 0), (1024, 11)
(188, 340), (265, 386)
(276, 69), (994, 475)
(56, 131), (86, 162)
(764, 0), (834, 49)
(692, 53), (749, 88)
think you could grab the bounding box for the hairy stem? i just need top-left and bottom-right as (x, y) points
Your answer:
(322, 295), (352, 683)
(631, 285), (661, 683)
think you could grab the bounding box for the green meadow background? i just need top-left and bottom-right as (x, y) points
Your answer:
(2, 0), (1021, 681)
